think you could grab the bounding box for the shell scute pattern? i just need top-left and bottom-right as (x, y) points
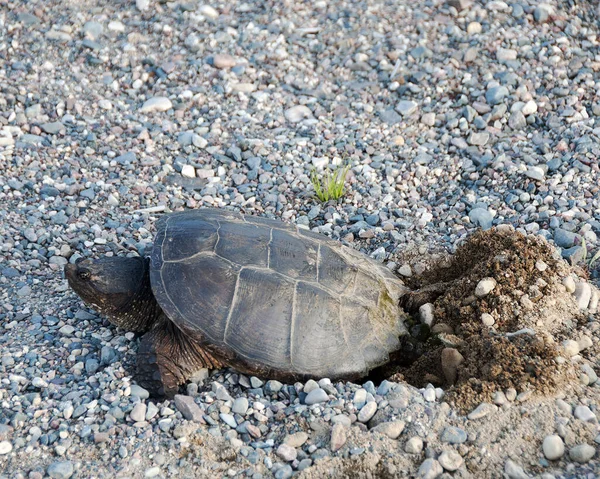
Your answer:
(150, 209), (408, 378)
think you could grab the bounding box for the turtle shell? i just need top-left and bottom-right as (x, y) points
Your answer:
(150, 208), (409, 381)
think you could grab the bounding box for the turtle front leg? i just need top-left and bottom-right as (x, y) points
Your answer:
(399, 281), (451, 313)
(136, 316), (223, 397)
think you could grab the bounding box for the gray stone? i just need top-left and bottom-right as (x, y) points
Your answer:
(574, 283), (592, 309)
(486, 86), (509, 105)
(417, 458), (443, 479)
(379, 109), (403, 125)
(534, 5), (551, 23)
(129, 403), (147, 422)
(468, 132), (490, 146)
(467, 403), (498, 420)
(410, 46), (432, 59)
(274, 465), (293, 479)
(227, 396), (247, 415)
(447, 0), (472, 11)
(522, 101), (538, 116)
(140, 97), (172, 113)
(396, 100), (418, 116)
(130, 385), (149, 399)
(497, 48), (517, 62)
(250, 377), (263, 388)
(353, 388), (367, 408)
(504, 459), (529, 479)
(405, 436), (424, 454)
(330, 424), (347, 452)
(569, 444), (595, 463)
(285, 105), (312, 122)
(554, 229), (577, 248)
(574, 405), (596, 422)
(265, 380), (283, 394)
(331, 414), (352, 427)
(284, 432), (309, 448)
(213, 54), (237, 69)
(47, 461), (74, 479)
(508, 111), (527, 130)
(563, 246), (585, 265)
(85, 359), (99, 374)
(581, 364), (598, 385)
(82, 21), (103, 40)
(174, 395), (204, 422)
(525, 166), (545, 181)
(276, 443), (297, 462)
(213, 382), (233, 402)
(438, 450), (464, 471)
(305, 388), (329, 405)
(219, 413), (237, 428)
(440, 426), (467, 444)
(469, 208), (493, 229)
(358, 402), (377, 423)
(370, 420), (405, 439)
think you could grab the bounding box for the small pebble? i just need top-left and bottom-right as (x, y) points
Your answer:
(543, 435), (564, 460)
(475, 278), (497, 297)
(438, 450), (464, 471)
(330, 424), (347, 452)
(405, 436), (424, 454)
(417, 458), (443, 479)
(569, 444), (596, 463)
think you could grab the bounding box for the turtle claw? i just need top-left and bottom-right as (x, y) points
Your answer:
(399, 281), (449, 313)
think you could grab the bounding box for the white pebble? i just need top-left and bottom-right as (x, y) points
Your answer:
(562, 340), (580, 357)
(438, 450), (464, 471)
(481, 313), (495, 326)
(181, 165), (196, 178)
(542, 435), (564, 460)
(419, 303), (435, 326)
(475, 278), (497, 297)
(0, 441), (12, 455)
(405, 436), (424, 454)
(198, 5), (219, 18)
(563, 276), (576, 293)
(285, 105), (313, 123)
(574, 282), (592, 309)
(140, 97), (173, 113)
(574, 405), (596, 422)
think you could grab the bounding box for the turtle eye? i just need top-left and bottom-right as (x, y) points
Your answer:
(78, 269), (91, 281)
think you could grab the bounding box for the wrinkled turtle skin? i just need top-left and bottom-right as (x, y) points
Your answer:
(150, 208), (411, 382)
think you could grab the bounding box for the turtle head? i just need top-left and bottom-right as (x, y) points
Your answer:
(65, 256), (151, 325)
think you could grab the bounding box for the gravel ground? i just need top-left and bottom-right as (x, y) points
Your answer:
(1, 0), (600, 477)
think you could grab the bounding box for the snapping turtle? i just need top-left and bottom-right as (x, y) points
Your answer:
(65, 208), (424, 396)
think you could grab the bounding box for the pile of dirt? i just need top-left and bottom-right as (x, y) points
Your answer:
(393, 228), (586, 411)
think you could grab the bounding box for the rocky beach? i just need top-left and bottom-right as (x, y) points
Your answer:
(1, 0), (600, 477)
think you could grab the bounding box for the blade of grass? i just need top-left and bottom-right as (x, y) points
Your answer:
(310, 163), (350, 202)
(590, 249), (600, 268)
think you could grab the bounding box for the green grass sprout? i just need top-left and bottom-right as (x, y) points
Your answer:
(310, 163), (350, 202)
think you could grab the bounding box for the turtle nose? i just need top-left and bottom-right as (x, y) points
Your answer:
(64, 263), (77, 280)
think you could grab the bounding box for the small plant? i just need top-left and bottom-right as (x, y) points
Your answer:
(578, 237), (600, 269)
(310, 164), (350, 202)
(590, 249), (600, 268)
